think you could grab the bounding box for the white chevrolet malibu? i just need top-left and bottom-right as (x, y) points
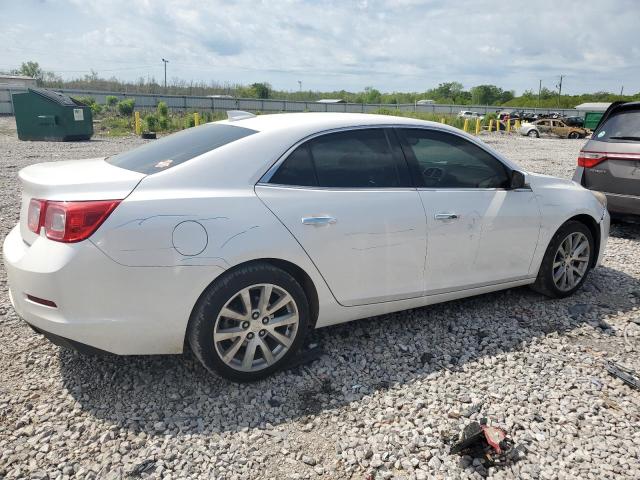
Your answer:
(3, 112), (609, 381)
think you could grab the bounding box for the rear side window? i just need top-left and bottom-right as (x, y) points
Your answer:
(269, 128), (407, 188)
(106, 123), (257, 174)
(595, 110), (640, 142)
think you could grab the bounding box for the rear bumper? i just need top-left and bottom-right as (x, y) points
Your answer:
(3, 225), (224, 355)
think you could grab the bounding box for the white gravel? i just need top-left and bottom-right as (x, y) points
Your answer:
(1, 117), (639, 480)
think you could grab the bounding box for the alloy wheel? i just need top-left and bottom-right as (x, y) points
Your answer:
(213, 284), (299, 372)
(552, 232), (590, 292)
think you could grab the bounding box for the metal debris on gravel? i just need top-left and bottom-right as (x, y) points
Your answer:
(1, 118), (639, 479)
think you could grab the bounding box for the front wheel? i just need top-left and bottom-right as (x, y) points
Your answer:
(532, 221), (594, 298)
(188, 263), (309, 381)
(527, 129), (540, 138)
(568, 131), (580, 139)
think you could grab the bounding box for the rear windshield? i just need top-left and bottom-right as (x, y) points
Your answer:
(595, 110), (640, 142)
(106, 123), (257, 174)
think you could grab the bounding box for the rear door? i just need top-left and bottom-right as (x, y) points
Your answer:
(256, 127), (427, 306)
(397, 128), (540, 292)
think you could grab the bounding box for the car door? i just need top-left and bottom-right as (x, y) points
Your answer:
(255, 127), (427, 306)
(537, 120), (551, 135)
(397, 127), (541, 293)
(552, 120), (569, 137)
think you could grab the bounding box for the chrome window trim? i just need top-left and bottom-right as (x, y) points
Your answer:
(255, 183), (418, 193)
(258, 123), (526, 192)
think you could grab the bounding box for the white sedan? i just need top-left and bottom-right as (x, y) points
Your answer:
(3, 112), (609, 381)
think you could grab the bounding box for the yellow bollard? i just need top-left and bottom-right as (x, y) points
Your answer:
(440, 117), (446, 124)
(506, 120), (511, 134)
(475, 118), (481, 135)
(463, 118), (469, 133)
(134, 111), (141, 135)
(194, 112), (200, 126)
(489, 119), (494, 132)
(515, 120), (521, 130)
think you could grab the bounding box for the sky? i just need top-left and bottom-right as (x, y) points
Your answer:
(1, 0), (639, 95)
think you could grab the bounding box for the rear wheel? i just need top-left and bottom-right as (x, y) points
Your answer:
(527, 129), (540, 138)
(532, 221), (594, 298)
(188, 263), (309, 381)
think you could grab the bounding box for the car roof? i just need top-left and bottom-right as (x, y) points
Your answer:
(215, 112), (454, 136)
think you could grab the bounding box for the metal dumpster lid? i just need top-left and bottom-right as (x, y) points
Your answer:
(28, 88), (80, 107)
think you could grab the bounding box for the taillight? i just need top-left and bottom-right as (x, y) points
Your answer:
(27, 199), (121, 243)
(27, 199), (45, 233)
(578, 152), (607, 168)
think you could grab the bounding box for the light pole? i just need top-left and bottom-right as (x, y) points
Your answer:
(298, 80), (302, 92)
(162, 58), (169, 92)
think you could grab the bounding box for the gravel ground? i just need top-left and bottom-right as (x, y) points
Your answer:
(1, 116), (639, 480)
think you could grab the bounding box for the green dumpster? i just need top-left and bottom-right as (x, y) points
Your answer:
(584, 112), (604, 130)
(12, 88), (93, 141)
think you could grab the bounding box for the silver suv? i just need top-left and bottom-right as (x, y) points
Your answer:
(573, 102), (640, 222)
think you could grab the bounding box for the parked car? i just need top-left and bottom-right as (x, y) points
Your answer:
(519, 119), (588, 139)
(416, 99), (435, 105)
(573, 101), (640, 222)
(3, 112), (609, 381)
(563, 116), (585, 128)
(457, 110), (484, 120)
(458, 110), (484, 120)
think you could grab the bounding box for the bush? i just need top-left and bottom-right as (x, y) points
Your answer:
(184, 113), (196, 129)
(159, 116), (169, 130)
(157, 101), (168, 117)
(117, 99), (135, 116)
(106, 95), (118, 107)
(90, 103), (103, 115)
(76, 96), (96, 106)
(144, 113), (159, 132)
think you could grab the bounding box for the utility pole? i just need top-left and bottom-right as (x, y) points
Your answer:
(298, 80), (302, 92)
(557, 75), (563, 107)
(162, 58), (169, 92)
(620, 85), (624, 96)
(537, 79), (541, 108)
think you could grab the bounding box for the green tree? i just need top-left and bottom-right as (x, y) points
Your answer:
(251, 82), (271, 99)
(12, 61), (43, 81)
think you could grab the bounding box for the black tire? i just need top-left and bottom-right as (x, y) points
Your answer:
(531, 221), (594, 298)
(527, 129), (540, 138)
(568, 131), (580, 139)
(188, 263), (310, 382)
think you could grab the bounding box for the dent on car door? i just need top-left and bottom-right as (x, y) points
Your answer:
(397, 128), (541, 292)
(255, 128), (428, 306)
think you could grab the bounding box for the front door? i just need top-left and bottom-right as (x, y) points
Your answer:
(397, 128), (541, 293)
(256, 128), (427, 306)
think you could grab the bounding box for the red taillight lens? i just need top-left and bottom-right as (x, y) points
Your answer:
(27, 199), (45, 233)
(28, 199), (121, 243)
(577, 152), (607, 168)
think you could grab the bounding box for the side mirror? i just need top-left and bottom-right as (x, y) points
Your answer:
(510, 170), (526, 189)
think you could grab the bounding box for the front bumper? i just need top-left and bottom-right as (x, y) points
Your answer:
(597, 208), (610, 268)
(3, 225), (224, 355)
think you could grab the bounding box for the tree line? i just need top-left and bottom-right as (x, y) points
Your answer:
(6, 61), (639, 108)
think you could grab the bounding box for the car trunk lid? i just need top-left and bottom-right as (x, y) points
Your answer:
(18, 158), (145, 244)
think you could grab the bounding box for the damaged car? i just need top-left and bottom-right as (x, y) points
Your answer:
(3, 112), (609, 381)
(519, 118), (588, 139)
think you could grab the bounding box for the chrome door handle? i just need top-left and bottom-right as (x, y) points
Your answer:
(434, 213), (459, 220)
(301, 216), (337, 226)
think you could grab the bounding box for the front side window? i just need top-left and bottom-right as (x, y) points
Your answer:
(106, 123), (257, 174)
(399, 129), (510, 189)
(269, 128), (406, 188)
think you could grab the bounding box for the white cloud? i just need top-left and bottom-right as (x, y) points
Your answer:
(1, 0), (639, 94)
